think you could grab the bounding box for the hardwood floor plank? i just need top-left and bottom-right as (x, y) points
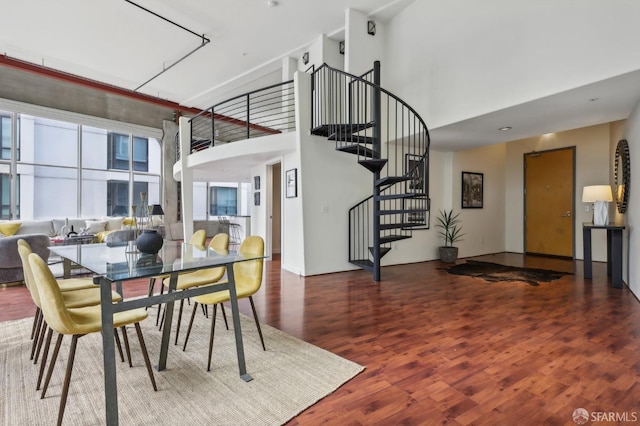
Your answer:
(2, 252), (640, 424)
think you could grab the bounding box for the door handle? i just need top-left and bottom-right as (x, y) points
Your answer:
(560, 211), (571, 217)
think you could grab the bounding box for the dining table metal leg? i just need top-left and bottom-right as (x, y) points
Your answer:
(158, 273), (178, 371)
(98, 277), (119, 426)
(226, 265), (252, 382)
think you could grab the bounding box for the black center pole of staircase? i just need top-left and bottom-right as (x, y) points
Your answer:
(372, 60), (382, 282)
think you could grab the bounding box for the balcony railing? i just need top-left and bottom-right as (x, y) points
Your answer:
(177, 80), (296, 159)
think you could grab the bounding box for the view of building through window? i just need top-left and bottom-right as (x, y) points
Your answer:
(0, 109), (161, 220)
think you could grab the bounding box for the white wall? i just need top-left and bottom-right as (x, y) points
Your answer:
(384, 0), (640, 129)
(504, 124), (612, 261)
(624, 99), (640, 298)
(452, 143), (507, 258)
(345, 9), (385, 76)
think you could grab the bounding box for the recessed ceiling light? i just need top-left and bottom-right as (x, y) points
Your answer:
(267, 0), (278, 7)
(499, 126), (512, 131)
(589, 97), (599, 102)
(222, 169), (230, 172)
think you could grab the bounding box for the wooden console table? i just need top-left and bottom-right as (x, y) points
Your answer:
(582, 223), (625, 288)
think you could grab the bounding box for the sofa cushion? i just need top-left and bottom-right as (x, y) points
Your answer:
(85, 220), (108, 234)
(0, 221), (22, 236)
(102, 216), (125, 231)
(14, 220), (54, 236)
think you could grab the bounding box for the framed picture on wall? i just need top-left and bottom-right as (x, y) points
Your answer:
(286, 168), (297, 198)
(405, 154), (426, 194)
(254, 176), (260, 190)
(462, 172), (483, 208)
(254, 192), (260, 206)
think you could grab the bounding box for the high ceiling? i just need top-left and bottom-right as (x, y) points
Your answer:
(0, 0), (409, 110)
(1, 0), (639, 160)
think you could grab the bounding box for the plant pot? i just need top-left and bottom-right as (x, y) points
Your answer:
(136, 229), (164, 254)
(439, 246), (459, 263)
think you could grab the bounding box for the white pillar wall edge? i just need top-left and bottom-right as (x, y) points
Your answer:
(179, 116), (194, 241)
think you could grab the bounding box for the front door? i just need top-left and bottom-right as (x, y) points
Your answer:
(524, 147), (575, 257)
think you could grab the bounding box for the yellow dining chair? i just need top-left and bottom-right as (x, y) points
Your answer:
(18, 239), (98, 354)
(28, 252), (157, 426)
(147, 229), (207, 324)
(182, 235), (265, 371)
(18, 244), (125, 390)
(159, 233), (230, 345)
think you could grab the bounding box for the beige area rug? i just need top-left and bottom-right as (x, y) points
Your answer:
(0, 306), (364, 425)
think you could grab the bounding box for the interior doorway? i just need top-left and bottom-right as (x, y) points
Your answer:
(524, 147), (575, 257)
(268, 162), (282, 258)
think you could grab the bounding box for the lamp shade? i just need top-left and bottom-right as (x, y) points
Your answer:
(150, 204), (164, 215)
(582, 185), (613, 203)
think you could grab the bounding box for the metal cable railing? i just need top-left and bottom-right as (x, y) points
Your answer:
(177, 79), (296, 159)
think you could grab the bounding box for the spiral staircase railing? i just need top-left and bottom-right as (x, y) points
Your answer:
(310, 62), (431, 281)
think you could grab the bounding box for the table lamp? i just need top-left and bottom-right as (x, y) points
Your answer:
(150, 204), (164, 227)
(582, 185), (613, 226)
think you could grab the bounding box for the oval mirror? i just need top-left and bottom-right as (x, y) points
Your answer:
(614, 139), (630, 213)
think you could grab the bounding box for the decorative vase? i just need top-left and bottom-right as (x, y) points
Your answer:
(136, 229), (163, 254)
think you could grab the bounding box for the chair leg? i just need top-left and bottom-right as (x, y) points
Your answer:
(121, 326), (133, 367)
(182, 302), (199, 352)
(33, 322), (48, 364)
(146, 277), (156, 310)
(36, 327), (54, 391)
(42, 333), (64, 399)
(207, 305), (218, 372)
(134, 323), (158, 391)
(30, 313), (44, 360)
(31, 307), (41, 340)
(220, 303), (229, 330)
(56, 334), (79, 426)
(156, 283), (165, 327)
(201, 303), (208, 318)
(114, 326), (125, 362)
(158, 305), (165, 331)
(249, 296), (266, 351)
(174, 298), (185, 345)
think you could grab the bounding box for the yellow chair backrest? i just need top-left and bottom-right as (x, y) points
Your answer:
(234, 236), (264, 298)
(17, 243), (42, 308)
(28, 253), (77, 335)
(209, 233), (229, 251)
(190, 229), (207, 247)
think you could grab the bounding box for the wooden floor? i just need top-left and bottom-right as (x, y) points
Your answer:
(2, 253), (639, 425)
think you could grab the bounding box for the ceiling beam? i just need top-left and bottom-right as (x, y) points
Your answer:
(0, 54), (203, 116)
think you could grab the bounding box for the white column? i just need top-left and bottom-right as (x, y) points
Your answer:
(179, 116), (194, 241)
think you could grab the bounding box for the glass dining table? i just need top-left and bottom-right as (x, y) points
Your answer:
(49, 240), (262, 426)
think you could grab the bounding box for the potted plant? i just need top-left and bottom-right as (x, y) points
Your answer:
(436, 209), (464, 263)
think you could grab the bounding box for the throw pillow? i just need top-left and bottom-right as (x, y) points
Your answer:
(0, 221), (22, 236)
(102, 216), (125, 231)
(85, 220), (107, 234)
(123, 217), (137, 228)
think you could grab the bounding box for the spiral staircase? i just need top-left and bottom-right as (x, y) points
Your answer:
(309, 62), (431, 281)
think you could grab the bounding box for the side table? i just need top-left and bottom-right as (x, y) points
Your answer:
(582, 223), (625, 288)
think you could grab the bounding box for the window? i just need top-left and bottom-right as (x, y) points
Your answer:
(0, 174), (18, 219)
(1, 114), (19, 161)
(107, 180), (148, 217)
(210, 186), (237, 215)
(108, 133), (149, 172)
